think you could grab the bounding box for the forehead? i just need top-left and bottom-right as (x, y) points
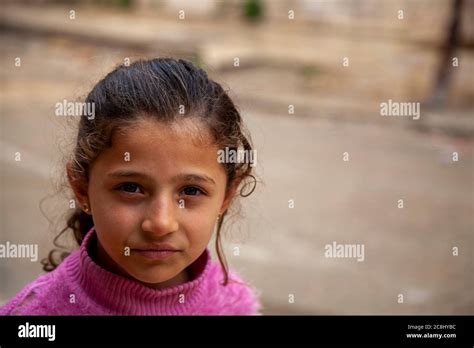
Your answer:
(91, 117), (225, 181)
(116, 117), (213, 151)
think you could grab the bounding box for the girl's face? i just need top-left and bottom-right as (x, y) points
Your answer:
(72, 118), (234, 288)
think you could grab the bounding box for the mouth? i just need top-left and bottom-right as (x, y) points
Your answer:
(131, 244), (182, 261)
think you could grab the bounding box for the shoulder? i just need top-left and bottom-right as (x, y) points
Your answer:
(0, 254), (76, 315)
(0, 272), (57, 315)
(202, 261), (262, 315)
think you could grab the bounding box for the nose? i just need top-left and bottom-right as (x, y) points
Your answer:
(141, 194), (179, 238)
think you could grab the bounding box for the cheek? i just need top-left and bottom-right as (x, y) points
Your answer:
(181, 210), (216, 247)
(88, 183), (139, 243)
(178, 190), (226, 250)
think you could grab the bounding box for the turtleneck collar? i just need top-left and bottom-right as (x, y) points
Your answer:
(66, 227), (212, 315)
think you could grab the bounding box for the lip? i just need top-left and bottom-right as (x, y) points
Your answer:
(131, 244), (182, 260)
(134, 243), (180, 252)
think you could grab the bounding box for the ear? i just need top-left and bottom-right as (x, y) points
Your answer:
(219, 179), (241, 215)
(66, 161), (90, 212)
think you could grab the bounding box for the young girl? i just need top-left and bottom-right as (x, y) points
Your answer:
(1, 58), (261, 315)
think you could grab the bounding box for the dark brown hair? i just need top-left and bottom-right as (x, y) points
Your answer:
(42, 58), (256, 285)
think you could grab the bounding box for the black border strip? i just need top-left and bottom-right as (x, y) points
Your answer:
(0, 315), (472, 346)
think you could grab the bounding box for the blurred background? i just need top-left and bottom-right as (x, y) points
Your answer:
(0, 0), (473, 314)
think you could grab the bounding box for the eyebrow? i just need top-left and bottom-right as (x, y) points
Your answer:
(107, 170), (216, 185)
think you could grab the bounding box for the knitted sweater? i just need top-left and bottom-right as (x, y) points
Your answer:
(0, 228), (261, 315)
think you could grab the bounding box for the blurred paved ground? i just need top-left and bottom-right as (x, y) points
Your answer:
(0, 4), (473, 314)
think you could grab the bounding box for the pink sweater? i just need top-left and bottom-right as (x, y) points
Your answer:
(0, 228), (261, 315)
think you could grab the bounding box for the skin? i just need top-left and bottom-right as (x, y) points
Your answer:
(68, 117), (238, 289)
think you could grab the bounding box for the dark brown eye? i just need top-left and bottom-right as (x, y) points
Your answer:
(117, 183), (142, 194)
(182, 187), (203, 196)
